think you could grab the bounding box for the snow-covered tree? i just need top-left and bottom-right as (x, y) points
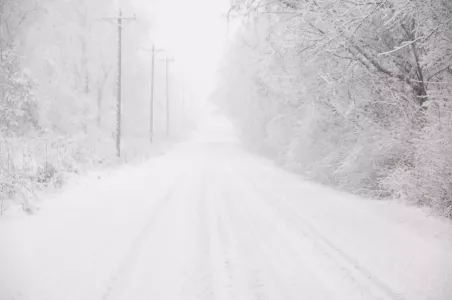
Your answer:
(0, 0), (164, 214)
(217, 0), (452, 216)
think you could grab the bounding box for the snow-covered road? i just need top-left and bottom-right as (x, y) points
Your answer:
(103, 142), (452, 300)
(2, 113), (452, 300)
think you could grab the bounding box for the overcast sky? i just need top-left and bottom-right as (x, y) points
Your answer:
(152, 0), (233, 102)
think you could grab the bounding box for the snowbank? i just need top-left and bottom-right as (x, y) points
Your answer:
(0, 151), (185, 300)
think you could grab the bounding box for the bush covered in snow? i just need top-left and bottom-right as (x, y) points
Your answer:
(215, 0), (452, 217)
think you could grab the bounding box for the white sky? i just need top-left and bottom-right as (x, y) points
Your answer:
(153, 0), (231, 102)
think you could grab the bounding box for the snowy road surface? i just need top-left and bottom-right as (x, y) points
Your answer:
(1, 113), (452, 300)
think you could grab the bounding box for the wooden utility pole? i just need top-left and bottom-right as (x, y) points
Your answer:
(116, 10), (123, 158)
(103, 9), (135, 158)
(146, 45), (165, 143)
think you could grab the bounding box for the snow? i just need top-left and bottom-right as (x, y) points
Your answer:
(0, 153), (189, 300)
(1, 111), (452, 300)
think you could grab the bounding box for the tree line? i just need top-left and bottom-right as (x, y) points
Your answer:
(215, 0), (452, 217)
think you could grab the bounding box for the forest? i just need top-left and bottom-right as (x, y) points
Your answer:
(0, 0), (194, 214)
(215, 0), (452, 217)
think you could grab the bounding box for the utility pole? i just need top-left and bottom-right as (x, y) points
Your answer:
(143, 46), (168, 141)
(103, 9), (135, 158)
(116, 10), (122, 158)
(146, 45), (165, 143)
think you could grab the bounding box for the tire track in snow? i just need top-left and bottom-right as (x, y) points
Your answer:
(210, 169), (254, 300)
(203, 167), (236, 300)
(233, 180), (318, 300)
(202, 160), (282, 300)
(190, 170), (215, 300)
(222, 172), (289, 300)
(101, 171), (185, 300)
(237, 180), (357, 299)
(215, 158), (290, 300)
(239, 170), (404, 300)
(273, 200), (403, 300)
